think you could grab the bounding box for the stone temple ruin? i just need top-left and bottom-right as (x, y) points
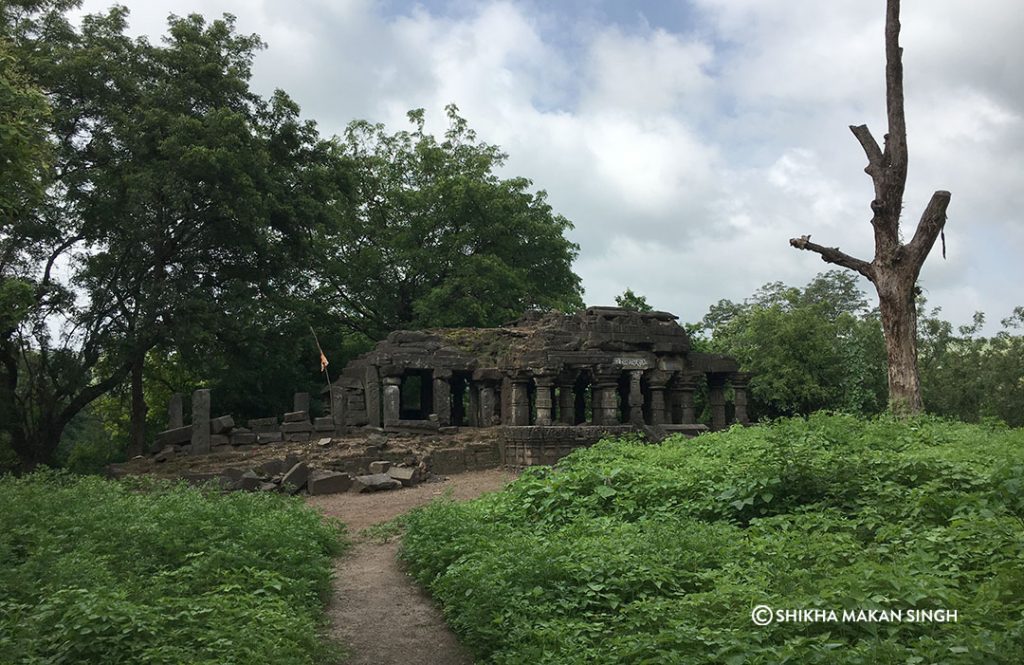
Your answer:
(334, 306), (751, 467)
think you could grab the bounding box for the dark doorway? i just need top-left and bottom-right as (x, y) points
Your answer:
(400, 369), (433, 420)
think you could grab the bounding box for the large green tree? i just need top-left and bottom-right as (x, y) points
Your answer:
(315, 105), (584, 339)
(1, 2), (342, 466)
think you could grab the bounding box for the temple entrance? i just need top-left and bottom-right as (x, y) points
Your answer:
(573, 370), (592, 425)
(451, 372), (472, 426)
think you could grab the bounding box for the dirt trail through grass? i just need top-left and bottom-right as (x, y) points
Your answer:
(308, 469), (515, 665)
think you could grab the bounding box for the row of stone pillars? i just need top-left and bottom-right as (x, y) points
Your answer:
(508, 368), (752, 430)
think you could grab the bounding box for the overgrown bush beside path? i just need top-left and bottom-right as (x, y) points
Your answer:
(0, 472), (344, 664)
(402, 414), (1024, 664)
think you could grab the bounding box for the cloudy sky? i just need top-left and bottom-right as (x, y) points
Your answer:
(77, 0), (1024, 330)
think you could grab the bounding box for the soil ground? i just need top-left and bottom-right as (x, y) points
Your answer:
(309, 468), (516, 665)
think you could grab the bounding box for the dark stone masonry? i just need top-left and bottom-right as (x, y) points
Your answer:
(338, 306), (750, 467)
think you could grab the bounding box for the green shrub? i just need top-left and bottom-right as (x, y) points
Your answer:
(0, 471), (345, 664)
(401, 414), (1024, 664)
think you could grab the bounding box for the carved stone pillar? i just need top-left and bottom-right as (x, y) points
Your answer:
(591, 366), (621, 426)
(330, 385), (347, 432)
(382, 375), (401, 427)
(191, 389), (211, 454)
(433, 369), (452, 426)
(708, 373), (728, 431)
(557, 369), (578, 424)
(293, 391), (311, 414)
(670, 372), (700, 424)
(168, 393), (184, 430)
(534, 374), (556, 426)
(509, 371), (531, 426)
(646, 370), (671, 425)
(731, 372), (753, 425)
(479, 384), (496, 426)
(365, 366), (382, 427)
(628, 369), (644, 425)
(467, 383), (480, 427)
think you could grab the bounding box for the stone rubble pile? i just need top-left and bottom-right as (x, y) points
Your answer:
(177, 453), (431, 496)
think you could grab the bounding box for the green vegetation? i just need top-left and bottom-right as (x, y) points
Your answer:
(697, 271), (1024, 427)
(0, 471), (345, 664)
(401, 414), (1024, 663)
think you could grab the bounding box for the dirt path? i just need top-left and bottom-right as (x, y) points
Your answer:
(308, 469), (516, 665)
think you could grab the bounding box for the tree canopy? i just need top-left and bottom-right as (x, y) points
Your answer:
(0, 3), (584, 469)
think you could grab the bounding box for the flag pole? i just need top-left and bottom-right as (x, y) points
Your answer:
(310, 326), (333, 407)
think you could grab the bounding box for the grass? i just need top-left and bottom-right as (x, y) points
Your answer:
(0, 471), (345, 664)
(400, 413), (1024, 664)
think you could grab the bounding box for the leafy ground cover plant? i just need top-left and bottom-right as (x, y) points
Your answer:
(0, 472), (345, 664)
(401, 414), (1024, 664)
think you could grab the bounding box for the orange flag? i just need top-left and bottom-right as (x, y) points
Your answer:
(319, 350), (329, 373)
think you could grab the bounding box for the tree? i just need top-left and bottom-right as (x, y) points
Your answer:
(789, 0), (950, 414)
(699, 272), (887, 420)
(1, 3), (340, 466)
(314, 105), (584, 339)
(614, 288), (653, 312)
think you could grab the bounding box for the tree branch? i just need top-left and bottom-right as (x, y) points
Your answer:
(788, 235), (875, 281)
(905, 190), (952, 270)
(850, 124), (884, 176)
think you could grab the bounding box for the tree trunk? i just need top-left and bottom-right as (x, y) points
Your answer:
(876, 271), (923, 413)
(127, 353), (148, 457)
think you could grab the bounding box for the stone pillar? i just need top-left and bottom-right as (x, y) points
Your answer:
(509, 372), (531, 426)
(591, 367), (620, 426)
(167, 393), (184, 429)
(534, 375), (555, 426)
(433, 369), (452, 426)
(293, 391), (310, 414)
(330, 385), (347, 432)
(671, 372), (700, 424)
(557, 370), (578, 424)
(365, 366), (382, 427)
(708, 373), (727, 431)
(479, 384), (496, 426)
(627, 370), (644, 425)
(646, 371), (671, 425)
(191, 389), (211, 454)
(382, 375), (401, 427)
(731, 372), (753, 425)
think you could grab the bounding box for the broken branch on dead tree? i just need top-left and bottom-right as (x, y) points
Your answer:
(788, 235), (876, 281)
(906, 190), (952, 268)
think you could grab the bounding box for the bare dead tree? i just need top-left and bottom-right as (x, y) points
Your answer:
(790, 0), (950, 414)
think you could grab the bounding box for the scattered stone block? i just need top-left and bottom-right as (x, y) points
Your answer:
(257, 431), (283, 444)
(429, 447), (466, 475)
(387, 466), (419, 487)
(154, 446), (176, 463)
(154, 425), (191, 447)
(314, 416), (335, 431)
(210, 434), (230, 446)
(238, 471), (261, 491)
(258, 482), (278, 492)
(281, 421), (313, 433)
(281, 462), (309, 494)
(283, 410), (309, 423)
(352, 473), (402, 493)
(221, 468), (246, 481)
(293, 392), (310, 414)
(231, 432), (256, 445)
(308, 470), (353, 495)
(317, 437), (332, 447)
(247, 416), (279, 432)
(286, 434), (311, 442)
(254, 459), (284, 477)
(210, 415), (235, 434)
(368, 460), (392, 474)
